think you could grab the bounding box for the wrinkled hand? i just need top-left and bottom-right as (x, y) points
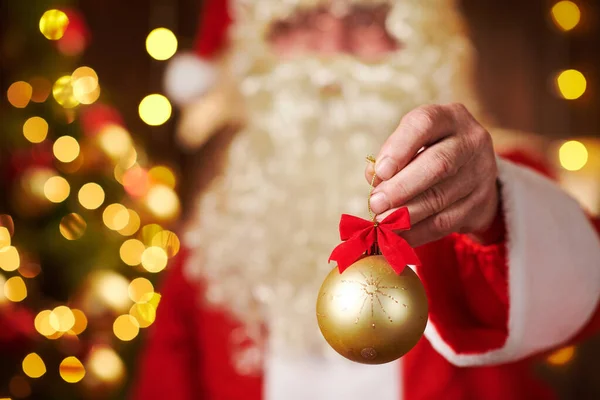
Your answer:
(365, 103), (499, 247)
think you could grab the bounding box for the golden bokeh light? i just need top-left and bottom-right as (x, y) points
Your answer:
(113, 314), (140, 341)
(138, 94), (172, 126)
(44, 176), (70, 203)
(59, 356), (86, 383)
(146, 185), (180, 220)
(559, 140), (588, 171)
(51, 306), (75, 332)
(35, 310), (58, 336)
(556, 69), (587, 100)
(551, 1), (581, 32)
(103, 204), (130, 231)
(146, 28), (178, 61)
(4, 276), (27, 302)
(18, 259), (42, 279)
(9, 376), (31, 398)
(97, 125), (133, 160)
(129, 302), (156, 328)
(93, 271), (131, 312)
(30, 77), (52, 103)
(78, 183), (105, 210)
(547, 345), (576, 365)
(23, 116), (49, 143)
(148, 166), (176, 189)
(141, 247), (168, 273)
(53, 135), (80, 163)
(128, 278), (154, 303)
(141, 224), (163, 246)
(60, 213), (87, 240)
(53, 75), (79, 108)
(0, 227), (9, 249)
(7, 81), (33, 108)
(71, 309), (88, 335)
(72, 67), (100, 105)
(0, 274), (6, 304)
(39, 9), (69, 40)
(117, 209), (141, 236)
(87, 346), (125, 383)
(0, 246), (20, 272)
(151, 230), (180, 258)
(120, 239), (145, 266)
(139, 292), (162, 309)
(123, 166), (150, 197)
(22, 353), (47, 379)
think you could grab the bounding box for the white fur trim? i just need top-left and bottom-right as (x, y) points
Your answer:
(425, 156), (600, 366)
(163, 52), (217, 106)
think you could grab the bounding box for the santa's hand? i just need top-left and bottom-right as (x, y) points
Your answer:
(365, 103), (499, 247)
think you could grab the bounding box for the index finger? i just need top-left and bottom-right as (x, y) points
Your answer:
(374, 104), (456, 181)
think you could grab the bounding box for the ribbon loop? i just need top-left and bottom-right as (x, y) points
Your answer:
(328, 207), (420, 274)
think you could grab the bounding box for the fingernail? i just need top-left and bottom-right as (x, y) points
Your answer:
(369, 192), (389, 214)
(375, 157), (397, 180)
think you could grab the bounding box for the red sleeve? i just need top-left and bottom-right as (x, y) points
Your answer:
(130, 253), (198, 400)
(419, 150), (600, 364)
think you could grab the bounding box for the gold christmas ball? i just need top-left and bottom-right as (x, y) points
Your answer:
(316, 255), (428, 364)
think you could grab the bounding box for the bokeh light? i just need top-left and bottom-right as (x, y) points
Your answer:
(146, 185), (180, 220)
(93, 271), (131, 312)
(117, 209), (141, 236)
(9, 376), (31, 398)
(151, 230), (180, 258)
(0, 227), (10, 249)
(146, 28), (178, 61)
(103, 204), (130, 231)
(547, 345), (576, 365)
(113, 314), (140, 341)
(53, 75), (79, 108)
(149, 166), (176, 188)
(97, 125), (133, 160)
(72, 66), (100, 104)
(559, 140), (588, 171)
(71, 309), (88, 335)
(60, 213), (87, 240)
(18, 258), (42, 278)
(128, 278), (154, 303)
(22, 353), (47, 379)
(141, 224), (163, 246)
(7, 81), (33, 108)
(4, 276), (27, 302)
(0, 246), (20, 272)
(59, 356), (86, 383)
(129, 302), (156, 328)
(138, 94), (172, 126)
(35, 310), (59, 336)
(30, 77), (52, 103)
(0, 215), (14, 237)
(551, 1), (581, 31)
(0, 274), (6, 304)
(141, 247), (168, 273)
(44, 176), (70, 203)
(51, 306), (75, 332)
(39, 9), (69, 40)
(23, 116), (49, 143)
(53, 136), (80, 163)
(556, 69), (587, 100)
(120, 239), (145, 266)
(78, 183), (105, 210)
(123, 166), (150, 197)
(87, 346), (125, 384)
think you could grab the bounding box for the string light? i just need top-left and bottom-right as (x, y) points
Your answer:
(117, 209), (141, 236)
(559, 140), (588, 171)
(53, 136), (80, 163)
(23, 117), (49, 143)
(51, 306), (75, 332)
(59, 357), (86, 383)
(35, 310), (58, 336)
(39, 9), (69, 40)
(22, 353), (47, 379)
(87, 346), (125, 384)
(0, 227), (10, 249)
(59, 213), (87, 240)
(551, 1), (581, 32)
(120, 239), (145, 266)
(7, 81), (33, 108)
(128, 278), (154, 303)
(146, 28), (178, 61)
(113, 314), (140, 341)
(556, 69), (587, 100)
(138, 94), (172, 126)
(97, 125), (133, 159)
(0, 246), (20, 272)
(151, 230), (180, 258)
(93, 271), (131, 312)
(52, 75), (79, 108)
(149, 166), (177, 188)
(72, 66), (100, 104)
(146, 184), (180, 219)
(103, 204), (130, 231)
(71, 309), (88, 335)
(4, 276), (27, 302)
(141, 246), (168, 273)
(0, 273), (6, 304)
(44, 176), (70, 203)
(129, 302), (156, 328)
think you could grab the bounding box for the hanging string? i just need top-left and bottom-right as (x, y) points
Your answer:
(366, 155), (377, 222)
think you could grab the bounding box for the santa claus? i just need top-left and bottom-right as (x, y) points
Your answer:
(132, 0), (600, 399)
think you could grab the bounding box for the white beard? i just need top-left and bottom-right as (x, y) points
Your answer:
(183, 2), (478, 373)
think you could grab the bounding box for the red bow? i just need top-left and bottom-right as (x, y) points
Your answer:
(328, 207), (421, 274)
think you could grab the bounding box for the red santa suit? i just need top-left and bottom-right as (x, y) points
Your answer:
(133, 1), (600, 399)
